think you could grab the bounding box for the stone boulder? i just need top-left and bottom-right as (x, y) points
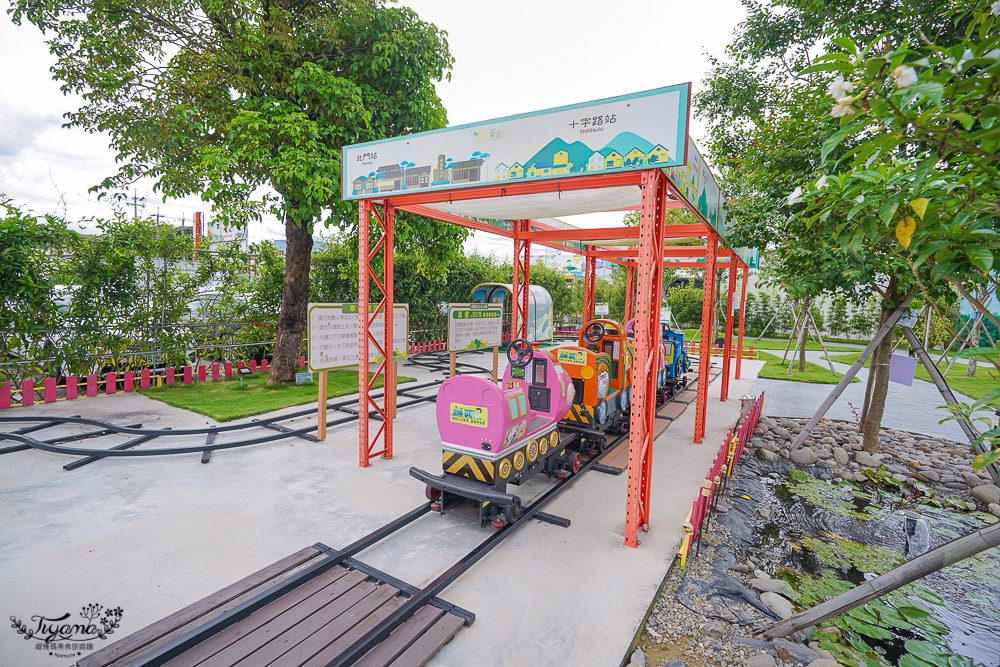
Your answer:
(832, 447), (849, 465)
(853, 451), (880, 467)
(790, 447), (819, 466)
(761, 592), (794, 620)
(972, 484), (1000, 506)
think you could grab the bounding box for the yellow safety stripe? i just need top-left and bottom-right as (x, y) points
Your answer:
(442, 451), (495, 483)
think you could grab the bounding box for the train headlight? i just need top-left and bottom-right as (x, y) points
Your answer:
(596, 370), (610, 399)
(597, 399), (609, 424)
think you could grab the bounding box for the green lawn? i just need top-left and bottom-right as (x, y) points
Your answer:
(139, 370), (416, 422)
(756, 350), (857, 385)
(681, 329), (857, 353)
(827, 351), (1000, 407)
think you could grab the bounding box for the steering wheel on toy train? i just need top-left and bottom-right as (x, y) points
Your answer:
(507, 338), (534, 368)
(583, 321), (606, 343)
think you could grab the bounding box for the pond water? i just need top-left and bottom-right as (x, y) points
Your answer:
(730, 459), (1000, 667)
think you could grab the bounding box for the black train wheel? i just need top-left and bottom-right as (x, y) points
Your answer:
(505, 497), (523, 524)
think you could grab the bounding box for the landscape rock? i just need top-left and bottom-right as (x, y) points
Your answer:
(759, 416), (778, 430)
(754, 569), (771, 579)
(807, 661), (842, 667)
(664, 661), (685, 667)
(702, 620), (726, 639)
(962, 472), (986, 489)
(989, 503), (1000, 518)
(750, 578), (787, 594)
(757, 448), (779, 463)
(971, 484), (1000, 506)
(833, 447), (849, 465)
(808, 642), (836, 660)
(853, 451), (880, 467)
(758, 507), (772, 520)
(761, 592), (794, 620)
(630, 648), (646, 667)
(790, 447), (819, 466)
(773, 638), (821, 663)
(747, 654), (776, 667)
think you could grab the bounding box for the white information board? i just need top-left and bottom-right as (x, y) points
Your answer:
(448, 303), (503, 352)
(595, 303), (609, 316)
(307, 303), (409, 372)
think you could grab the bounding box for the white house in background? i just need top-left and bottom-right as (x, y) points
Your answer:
(587, 151), (605, 171)
(493, 162), (509, 181)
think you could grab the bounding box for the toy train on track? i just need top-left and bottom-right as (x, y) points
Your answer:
(410, 317), (692, 529)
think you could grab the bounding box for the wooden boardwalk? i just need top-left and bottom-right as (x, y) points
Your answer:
(598, 367), (721, 472)
(78, 546), (469, 667)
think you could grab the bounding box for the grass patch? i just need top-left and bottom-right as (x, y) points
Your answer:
(756, 350), (857, 385)
(827, 351), (1000, 407)
(680, 329), (857, 353)
(139, 370), (416, 422)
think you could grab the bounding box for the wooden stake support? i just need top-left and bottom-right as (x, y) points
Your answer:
(492, 346), (499, 384)
(317, 370), (328, 441)
(449, 352), (456, 377)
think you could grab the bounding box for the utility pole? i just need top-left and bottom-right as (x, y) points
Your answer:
(131, 191), (146, 219)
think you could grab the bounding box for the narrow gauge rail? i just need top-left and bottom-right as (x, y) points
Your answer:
(75, 388), (691, 667)
(0, 352), (497, 468)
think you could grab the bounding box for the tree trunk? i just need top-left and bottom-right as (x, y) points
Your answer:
(267, 213), (314, 384)
(862, 283), (899, 453)
(798, 298), (810, 372)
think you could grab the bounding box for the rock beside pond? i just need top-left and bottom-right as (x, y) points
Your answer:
(963, 472), (985, 488)
(759, 415), (778, 429)
(750, 578), (786, 594)
(757, 448), (779, 463)
(972, 484), (1000, 506)
(790, 447), (818, 466)
(853, 451), (880, 467)
(747, 654), (776, 667)
(761, 592), (795, 620)
(773, 637), (820, 663)
(807, 660), (842, 667)
(989, 503), (1000, 517)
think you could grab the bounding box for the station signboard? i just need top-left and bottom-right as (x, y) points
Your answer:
(307, 303), (409, 372)
(343, 84), (691, 202)
(448, 303), (503, 352)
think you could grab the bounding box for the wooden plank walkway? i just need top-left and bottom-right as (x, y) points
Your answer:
(77, 546), (468, 667)
(598, 367), (721, 472)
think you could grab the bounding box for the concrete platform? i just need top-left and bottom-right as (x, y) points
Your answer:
(0, 352), (763, 666)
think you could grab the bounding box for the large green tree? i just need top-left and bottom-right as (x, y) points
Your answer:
(696, 0), (977, 451)
(12, 0), (465, 383)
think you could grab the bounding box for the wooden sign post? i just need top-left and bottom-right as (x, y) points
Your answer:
(317, 370), (328, 440)
(449, 352), (456, 378)
(492, 346), (499, 384)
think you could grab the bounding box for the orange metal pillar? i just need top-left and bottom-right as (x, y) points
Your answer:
(625, 170), (668, 548)
(357, 200), (395, 467)
(512, 220), (531, 339)
(583, 251), (596, 322)
(693, 232), (717, 443)
(720, 263), (737, 401)
(625, 263), (636, 322)
(735, 265), (748, 379)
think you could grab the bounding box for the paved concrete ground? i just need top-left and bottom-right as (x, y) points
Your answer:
(752, 349), (978, 442)
(0, 351), (763, 667)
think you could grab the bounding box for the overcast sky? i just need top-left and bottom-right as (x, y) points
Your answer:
(0, 0), (746, 256)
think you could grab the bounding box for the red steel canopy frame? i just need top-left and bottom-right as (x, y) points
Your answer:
(344, 87), (757, 547)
